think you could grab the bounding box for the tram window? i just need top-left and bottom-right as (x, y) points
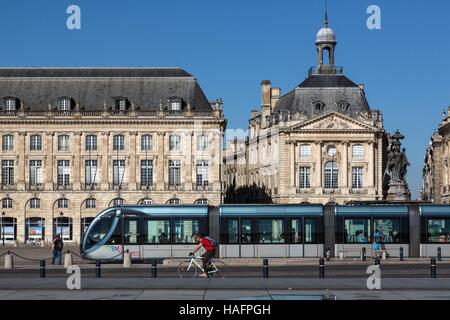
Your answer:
(124, 219), (139, 245)
(290, 219), (303, 244)
(344, 219), (370, 243)
(225, 219), (239, 244)
(305, 218), (320, 244)
(86, 210), (116, 249)
(173, 219), (200, 244)
(373, 219), (401, 244)
(241, 219), (253, 244)
(427, 219), (450, 243)
(258, 219), (285, 244)
(144, 220), (171, 244)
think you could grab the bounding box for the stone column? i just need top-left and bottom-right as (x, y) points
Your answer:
(128, 132), (138, 190)
(290, 142), (295, 188)
(156, 132), (165, 190)
(368, 141), (375, 188)
(45, 132), (54, 190)
(184, 132), (193, 191)
(100, 132), (110, 190)
(377, 135), (384, 197)
(342, 141), (349, 190)
(17, 132), (27, 190)
(72, 132), (82, 191)
(315, 141), (322, 189)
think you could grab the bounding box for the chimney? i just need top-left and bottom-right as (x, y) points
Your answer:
(270, 87), (281, 111)
(261, 80), (271, 128)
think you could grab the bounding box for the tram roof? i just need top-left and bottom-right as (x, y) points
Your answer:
(118, 205), (209, 217)
(419, 205), (450, 217)
(335, 205), (409, 217)
(219, 204), (323, 217)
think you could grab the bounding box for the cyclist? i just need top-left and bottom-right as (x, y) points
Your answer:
(190, 233), (215, 278)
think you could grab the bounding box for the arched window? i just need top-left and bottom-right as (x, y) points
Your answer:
(194, 199), (208, 205)
(25, 217), (45, 242)
(166, 198), (181, 204)
(30, 198), (41, 209)
(2, 197), (12, 209)
(113, 134), (125, 151)
(138, 198), (153, 205)
(352, 144), (364, 160)
(110, 198), (125, 206)
(324, 161), (339, 189)
(30, 134), (42, 151)
(85, 198), (97, 209)
(313, 101), (325, 113)
(57, 134), (70, 151)
(57, 198), (69, 209)
(141, 134), (153, 151)
(53, 217), (73, 241)
(58, 97), (73, 111)
(0, 217), (17, 241)
(2, 135), (14, 151)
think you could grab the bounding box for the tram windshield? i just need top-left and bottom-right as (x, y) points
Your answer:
(84, 210), (117, 250)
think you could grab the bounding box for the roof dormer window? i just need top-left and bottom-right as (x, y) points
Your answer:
(115, 97), (129, 111)
(169, 98), (182, 111)
(4, 97), (17, 111)
(58, 97), (72, 111)
(337, 100), (350, 112)
(313, 101), (325, 112)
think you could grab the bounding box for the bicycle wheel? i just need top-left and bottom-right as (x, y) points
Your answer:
(177, 261), (198, 279)
(208, 260), (227, 278)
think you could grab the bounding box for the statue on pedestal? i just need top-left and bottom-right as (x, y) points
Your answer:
(384, 130), (411, 201)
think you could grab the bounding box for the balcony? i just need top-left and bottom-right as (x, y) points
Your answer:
(53, 183), (73, 191)
(323, 188), (341, 195)
(164, 183), (183, 191)
(0, 184), (15, 191)
(296, 188), (312, 194)
(350, 188), (368, 195)
(81, 183), (98, 191)
(137, 183), (155, 191)
(26, 183), (44, 191)
(108, 183), (129, 191)
(193, 184), (211, 191)
(308, 65), (343, 76)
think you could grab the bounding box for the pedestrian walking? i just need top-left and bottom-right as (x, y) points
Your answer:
(51, 234), (64, 265)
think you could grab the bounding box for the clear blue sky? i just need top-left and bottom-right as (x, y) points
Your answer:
(1, 0), (449, 198)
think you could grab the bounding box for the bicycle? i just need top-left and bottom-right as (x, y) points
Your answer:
(177, 254), (227, 279)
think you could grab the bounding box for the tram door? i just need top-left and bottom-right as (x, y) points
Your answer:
(122, 214), (142, 260)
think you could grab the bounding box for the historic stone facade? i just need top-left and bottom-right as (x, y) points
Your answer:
(422, 108), (450, 203)
(0, 68), (226, 244)
(224, 17), (388, 205)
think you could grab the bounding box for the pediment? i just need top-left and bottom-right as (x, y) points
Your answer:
(291, 112), (375, 131)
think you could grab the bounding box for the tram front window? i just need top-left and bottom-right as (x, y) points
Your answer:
(85, 210), (116, 250)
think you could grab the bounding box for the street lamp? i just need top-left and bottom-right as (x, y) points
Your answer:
(1, 211), (5, 247)
(59, 211), (64, 240)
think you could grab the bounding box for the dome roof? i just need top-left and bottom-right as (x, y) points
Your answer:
(316, 27), (336, 44)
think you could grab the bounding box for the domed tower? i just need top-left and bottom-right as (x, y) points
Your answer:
(315, 12), (337, 74)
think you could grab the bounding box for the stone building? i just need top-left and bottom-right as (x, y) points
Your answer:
(225, 17), (388, 205)
(422, 108), (450, 203)
(0, 68), (226, 244)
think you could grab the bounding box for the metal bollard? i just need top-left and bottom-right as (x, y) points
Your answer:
(95, 260), (101, 278)
(400, 247), (404, 261)
(64, 250), (73, 268)
(437, 247), (442, 261)
(123, 250), (132, 268)
(431, 258), (437, 278)
(326, 248), (331, 261)
(319, 258), (325, 278)
(339, 252), (344, 260)
(40, 260), (46, 278)
(150, 260), (157, 278)
(382, 251), (387, 260)
(375, 257), (380, 267)
(4, 251), (13, 269)
(263, 259), (269, 278)
(361, 247), (367, 261)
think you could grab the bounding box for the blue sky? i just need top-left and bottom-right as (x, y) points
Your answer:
(0, 0), (449, 198)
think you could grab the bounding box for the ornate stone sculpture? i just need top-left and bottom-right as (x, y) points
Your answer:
(384, 130), (411, 201)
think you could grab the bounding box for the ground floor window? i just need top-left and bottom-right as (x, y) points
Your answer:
(81, 217), (94, 237)
(144, 219), (171, 244)
(426, 219), (450, 243)
(173, 219), (200, 244)
(345, 219), (370, 243)
(25, 217), (45, 242)
(258, 219), (285, 244)
(53, 217), (73, 241)
(343, 217), (405, 244)
(0, 217), (16, 241)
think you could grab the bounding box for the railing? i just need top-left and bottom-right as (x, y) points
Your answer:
(137, 183), (156, 191)
(26, 183), (44, 191)
(53, 183), (73, 191)
(164, 183), (184, 191)
(193, 184), (211, 191)
(296, 188), (312, 194)
(108, 183), (129, 191)
(81, 183), (98, 191)
(308, 65), (344, 76)
(0, 184), (15, 191)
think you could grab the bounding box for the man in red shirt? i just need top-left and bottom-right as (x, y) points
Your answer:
(190, 233), (215, 278)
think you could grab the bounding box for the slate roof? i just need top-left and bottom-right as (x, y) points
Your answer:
(0, 68), (213, 112)
(273, 73), (370, 119)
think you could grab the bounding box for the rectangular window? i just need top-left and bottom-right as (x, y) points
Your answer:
(2, 135), (14, 151)
(30, 135), (42, 151)
(113, 135), (125, 151)
(86, 135), (97, 151)
(113, 160), (125, 186)
(141, 135), (153, 151)
(57, 199), (69, 209)
(140, 160), (153, 186)
(169, 135), (181, 151)
(2, 198), (12, 209)
(290, 219), (303, 244)
(258, 219), (285, 244)
(59, 98), (71, 111)
(300, 145), (311, 159)
(352, 145), (364, 160)
(30, 198), (40, 209)
(85, 160), (98, 185)
(1, 160), (14, 186)
(5, 99), (16, 111)
(344, 219), (370, 244)
(427, 219), (450, 243)
(241, 219), (253, 244)
(29, 160), (43, 185)
(171, 101), (181, 111)
(196, 160), (209, 187)
(305, 218), (319, 244)
(173, 220), (200, 244)
(58, 135), (69, 151)
(168, 160), (181, 187)
(144, 220), (171, 244)
(197, 135), (208, 151)
(299, 167), (311, 189)
(352, 167), (364, 189)
(224, 219), (239, 244)
(57, 160), (70, 187)
(373, 218), (401, 244)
